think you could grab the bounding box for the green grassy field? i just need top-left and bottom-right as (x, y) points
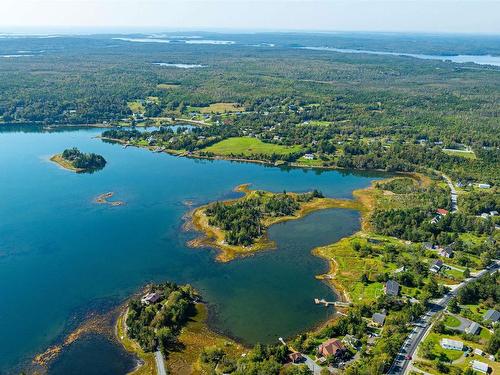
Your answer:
(443, 314), (461, 328)
(127, 101), (144, 113)
(315, 235), (398, 303)
(203, 137), (303, 156)
(442, 149), (476, 159)
(157, 83), (180, 89)
(296, 156), (325, 166)
(421, 333), (464, 362)
(189, 102), (243, 114)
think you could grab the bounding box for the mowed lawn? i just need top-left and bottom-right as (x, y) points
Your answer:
(203, 137), (303, 156)
(187, 102), (243, 114)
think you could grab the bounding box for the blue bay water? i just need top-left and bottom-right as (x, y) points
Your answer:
(0, 126), (385, 372)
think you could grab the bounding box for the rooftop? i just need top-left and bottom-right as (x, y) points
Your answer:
(484, 309), (500, 322)
(385, 280), (400, 296)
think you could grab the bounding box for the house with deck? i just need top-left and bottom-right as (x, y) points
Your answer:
(430, 259), (443, 273)
(317, 338), (346, 359)
(439, 246), (453, 258)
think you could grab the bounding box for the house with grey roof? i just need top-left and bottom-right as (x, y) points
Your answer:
(483, 309), (500, 323)
(384, 280), (400, 296)
(439, 247), (453, 258)
(372, 312), (387, 326)
(465, 322), (481, 335)
(430, 259), (443, 273)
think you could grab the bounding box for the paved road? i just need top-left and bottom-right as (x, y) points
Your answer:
(387, 260), (499, 375)
(302, 354), (322, 375)
(154, 350), (167, 375)
(442, 174), (458, 212)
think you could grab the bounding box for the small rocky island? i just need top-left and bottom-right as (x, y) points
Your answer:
(51, 147), (107, 173)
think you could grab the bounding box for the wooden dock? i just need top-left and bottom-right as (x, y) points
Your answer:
(314, 298), (351, 308)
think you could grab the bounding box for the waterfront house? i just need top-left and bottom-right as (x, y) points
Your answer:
(317, 338), (346, 358)
(483, 309), (500, 323)
(440, 338), (463, 351)
(303, 153), (315, 160)
(465, 322), (481, 335)
(372, 312), (387, 326)
(288, 352), (303, 363)
(471, 360), (489, 374)
(141, 291), (162, 305)
(384, 280), (400, 296)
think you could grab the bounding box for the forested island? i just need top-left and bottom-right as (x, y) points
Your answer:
(189, 184), (362, 262)
(50, 147), (106, 173)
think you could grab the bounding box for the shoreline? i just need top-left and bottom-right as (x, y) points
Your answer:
(0, 117), (210, 129)
(27, 173), (426, 375)
(49, 154), (85, 173)
(312, 173), (431, 304)
(100, 135), (402, 175)
(187, 184), (364, 262)
(115, 296), (245, 375)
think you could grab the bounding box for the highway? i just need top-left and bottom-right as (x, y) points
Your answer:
(387, 260), (499, 375)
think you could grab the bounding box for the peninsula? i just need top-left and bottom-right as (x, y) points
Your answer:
(189, 184), (364, 262)
(50, 147), (106, 173)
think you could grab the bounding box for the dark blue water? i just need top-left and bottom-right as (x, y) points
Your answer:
(0, 125), (385, 373)
(48, 334), (136, 375)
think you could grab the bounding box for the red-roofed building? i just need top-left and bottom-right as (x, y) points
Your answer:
(317, 338), (346, 358)
(436, 208), (449, 216)
(289, 352), (303, 363)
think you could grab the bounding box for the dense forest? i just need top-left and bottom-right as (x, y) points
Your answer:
(205, 190), (322, 246)
(1, 33), (499, 183)
(60, 147), (106, 171)
(126, 282), (197, 355)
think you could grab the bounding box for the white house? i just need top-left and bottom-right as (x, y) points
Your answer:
(478, 183), (491, 189)
(303, 153), (315, 160)
(471, 360), (489, 374)
(440, 338), (463, 351)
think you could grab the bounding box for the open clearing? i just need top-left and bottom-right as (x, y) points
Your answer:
(127, 101), (145, 113)
(190, 102), (243, 114)
(157, 83), (180, 89)
(203, 137), (303, 156)
(442, 149), (476, 159)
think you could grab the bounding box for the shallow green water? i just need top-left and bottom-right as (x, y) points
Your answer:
(0, 125), (385, 373)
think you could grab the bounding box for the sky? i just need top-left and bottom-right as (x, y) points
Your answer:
(1, 0), (500, 34)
